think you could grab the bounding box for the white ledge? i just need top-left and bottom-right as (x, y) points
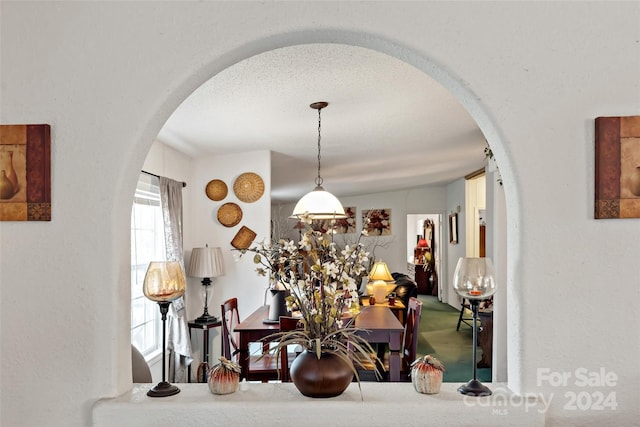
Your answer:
(93, 383), (546, 426)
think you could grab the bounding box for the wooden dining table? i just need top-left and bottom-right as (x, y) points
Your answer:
(234, 304), (404, 381)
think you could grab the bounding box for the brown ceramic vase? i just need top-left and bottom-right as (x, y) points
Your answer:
(290, 350), (353, 398)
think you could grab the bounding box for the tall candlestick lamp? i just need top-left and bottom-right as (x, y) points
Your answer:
(143, 261), (186, 397)
(452, 257), (497, 396)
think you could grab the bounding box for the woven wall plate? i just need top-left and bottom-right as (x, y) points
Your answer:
(206, 179), (228, 201)
(217, 202), (242, 227)
(233, 172), (265, 203)
(231, 225), (257, 249)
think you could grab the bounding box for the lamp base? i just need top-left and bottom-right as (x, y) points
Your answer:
(147, 381), (181, 397)
(193, 314), (219, 324)
(457, 379), (492, 396)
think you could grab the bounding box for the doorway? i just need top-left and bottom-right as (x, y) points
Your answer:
(406, 214), (442, 301)
(464, 171), (486, 257)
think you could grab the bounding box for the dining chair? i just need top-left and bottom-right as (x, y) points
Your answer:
(131, 344), (152, 383)
(400, 297), (423, 375)
(220, 297), (280, 382)
(278, 316), (303, 382)
(456, 297), (492, 331)
(356, 296), (423, 381)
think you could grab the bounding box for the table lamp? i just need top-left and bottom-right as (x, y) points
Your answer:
(187, 245), (225, 324)
(143, 261), (186, 397)
(368, 260), (394, 302)
(452, 257), (497, 396)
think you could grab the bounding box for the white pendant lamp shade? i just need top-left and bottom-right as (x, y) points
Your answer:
(187, 246), (225, 278)
(291, 101), (347, 220)
(291, 186), (346, 219)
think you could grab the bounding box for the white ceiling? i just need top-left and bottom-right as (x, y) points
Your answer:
(157, 44), (487, 204)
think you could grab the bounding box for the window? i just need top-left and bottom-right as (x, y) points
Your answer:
(131, 173), (166, 360)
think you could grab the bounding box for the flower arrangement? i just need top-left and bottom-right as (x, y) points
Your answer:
(236, 213), (380, 383)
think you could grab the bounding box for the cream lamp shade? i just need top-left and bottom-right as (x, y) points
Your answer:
(187, 246), (225, 278)
(143, 261), (186, 303)
(368, 260), (395, 302)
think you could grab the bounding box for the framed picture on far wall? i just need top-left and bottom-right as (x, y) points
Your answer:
(362, 208), (391, 236)
(449, 213), (458, 244)
(333, 206), (356, 234)
(311, 206), (357, 234)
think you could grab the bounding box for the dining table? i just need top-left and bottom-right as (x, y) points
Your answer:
(233, 304), (404, 381)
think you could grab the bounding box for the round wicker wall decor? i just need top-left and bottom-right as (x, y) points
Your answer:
(233, 172), (264, 203)
(217, 202), (242, 227)
(205, 179), (228, 201)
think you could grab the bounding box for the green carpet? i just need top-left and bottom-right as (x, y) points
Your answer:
(416, 295), (491, 383)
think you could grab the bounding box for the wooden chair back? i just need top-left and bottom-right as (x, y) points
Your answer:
(220, 298), (281, 382)
(278, 316), (302, 382)
(402, 297), (423, 370)
(221, 297), (241, 362)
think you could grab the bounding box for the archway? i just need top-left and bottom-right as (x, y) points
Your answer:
(121, 30), (517, 390)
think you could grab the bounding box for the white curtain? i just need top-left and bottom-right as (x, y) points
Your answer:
(159, 176), (193, 382)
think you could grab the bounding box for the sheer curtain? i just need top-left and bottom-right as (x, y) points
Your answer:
(159, 176), (193, 382)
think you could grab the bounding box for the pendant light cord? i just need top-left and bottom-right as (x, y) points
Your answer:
(315, 107), (323, 187)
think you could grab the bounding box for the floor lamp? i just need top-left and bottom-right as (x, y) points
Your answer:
(452, 257), (497, 396)
(143, 261), (186, 397)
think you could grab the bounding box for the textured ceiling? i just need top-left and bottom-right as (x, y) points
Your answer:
(157, 44), (487, 204)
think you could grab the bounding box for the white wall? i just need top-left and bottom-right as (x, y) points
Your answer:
(487, 170), (508, 383)
(185, 150), (272, 365)
(1, 2), (639, 426)
(445, 179), (467, 307)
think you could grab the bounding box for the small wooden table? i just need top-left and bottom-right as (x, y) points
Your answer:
(360, 298), (406, 324)
(234, 305), (404, 381)
(187, 319), (222, 382)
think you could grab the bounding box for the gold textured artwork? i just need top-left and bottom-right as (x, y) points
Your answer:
(595, 116), (640, 219)
(0, 124), (51, 221)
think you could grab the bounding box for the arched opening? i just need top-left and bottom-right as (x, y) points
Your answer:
(120, 30), (517, 391)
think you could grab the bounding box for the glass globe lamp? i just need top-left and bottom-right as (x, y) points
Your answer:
(453, 257), (496, 301)
(143, 261), (186, 302)
(452, 257), (496, 396)
(142, 261), (186, 397)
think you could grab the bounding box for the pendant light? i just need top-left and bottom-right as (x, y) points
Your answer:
(291, 102), (347, 219)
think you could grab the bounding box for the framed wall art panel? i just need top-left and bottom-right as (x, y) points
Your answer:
(362, 208), (391, 236)
(0, 124), (51, 221)
(449, 213), (458, 244)
(595, 116), (640, 219)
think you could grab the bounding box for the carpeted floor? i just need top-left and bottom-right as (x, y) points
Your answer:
(416, 295), (491, 383)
